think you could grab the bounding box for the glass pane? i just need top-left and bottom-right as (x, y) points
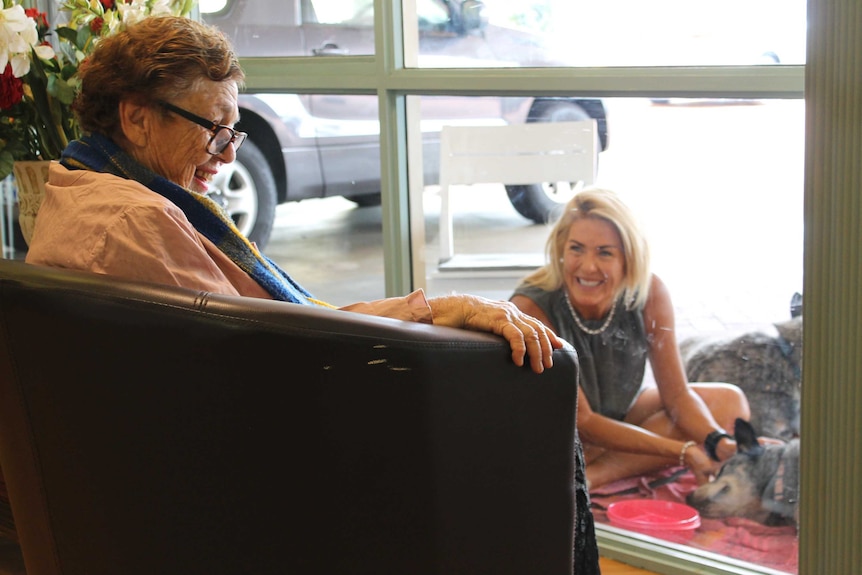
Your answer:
(202, 0), (376, 57)
(211, 92), (385, 303)
(266, 195), (386, 305)
(415, 95), (803, 319)
(404, 0), (808, 68)
(202, 0), (806, 67)
(411, 95), (802, 573)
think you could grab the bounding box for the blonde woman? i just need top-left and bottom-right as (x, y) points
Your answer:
(511, 188), (751, 489)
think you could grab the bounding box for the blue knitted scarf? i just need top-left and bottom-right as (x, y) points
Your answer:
(60, 134), (326, 306)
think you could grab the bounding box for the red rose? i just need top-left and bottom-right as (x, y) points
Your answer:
(90, 17), (104, 34)
(0, 64), (24, 110)
(24, 8), (48, 29)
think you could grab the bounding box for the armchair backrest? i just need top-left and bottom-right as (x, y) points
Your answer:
(0, 260), (580, 575)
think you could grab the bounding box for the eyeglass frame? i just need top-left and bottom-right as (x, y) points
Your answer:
(156, 100), (247, 155)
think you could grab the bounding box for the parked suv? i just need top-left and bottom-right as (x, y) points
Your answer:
(202, 0), (609, 248)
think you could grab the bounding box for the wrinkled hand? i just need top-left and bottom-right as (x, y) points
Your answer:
(428, 294), (563, 373)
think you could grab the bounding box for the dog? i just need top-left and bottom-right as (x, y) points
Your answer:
(686, 418), (799, 528)
(679, 315), (802, 441)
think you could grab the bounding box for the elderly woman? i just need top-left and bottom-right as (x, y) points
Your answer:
(24, 16), (560, 374)
(511, 187), (753, 488)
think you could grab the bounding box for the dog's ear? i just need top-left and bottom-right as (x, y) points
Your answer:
(734, 418), (764, 455)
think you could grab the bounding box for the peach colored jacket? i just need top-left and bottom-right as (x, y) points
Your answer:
(26, 164), (432, 324)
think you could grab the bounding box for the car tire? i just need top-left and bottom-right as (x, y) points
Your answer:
(504, 101), (597, 224)
(209, 140), (277, 249)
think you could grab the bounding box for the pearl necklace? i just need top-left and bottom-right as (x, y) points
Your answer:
(563, 292), (616, 336)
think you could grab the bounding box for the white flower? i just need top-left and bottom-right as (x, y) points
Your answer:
(33, 43), (54, 61)
(116, 0), (177, 27)
(0, 4), (55, 78)
(146, 0), (179, 17)
(109, 0), (192, 33)
(0, 5), (34, 76)
(116, 2), (148, 27)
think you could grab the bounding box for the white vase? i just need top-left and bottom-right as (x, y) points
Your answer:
(13, 160), (51, 246)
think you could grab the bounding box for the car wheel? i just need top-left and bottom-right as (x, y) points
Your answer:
(209, 140), (277, 249)
(504, 101), (598, 224)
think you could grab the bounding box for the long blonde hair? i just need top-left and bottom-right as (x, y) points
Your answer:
(521, 188), (651, 309)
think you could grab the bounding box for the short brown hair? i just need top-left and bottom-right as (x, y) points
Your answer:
(73, 15), (245, 137)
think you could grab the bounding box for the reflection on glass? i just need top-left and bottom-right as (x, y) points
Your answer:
(546, 0), (807, 67)
(201, 0), (376, 57)
(201, 0), (374, 57)
(407, 0), (808, 68)
(415, 96), (802, 574)
(201, 0), (806, 66)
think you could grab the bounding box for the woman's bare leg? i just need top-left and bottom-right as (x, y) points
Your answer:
(688, 382), (751, 432)
(585, 383), (750, 489)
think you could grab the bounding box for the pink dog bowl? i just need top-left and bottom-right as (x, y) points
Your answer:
(607, 500), (701, 536)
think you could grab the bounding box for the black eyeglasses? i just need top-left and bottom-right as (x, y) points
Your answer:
(157, 100), (247, 155)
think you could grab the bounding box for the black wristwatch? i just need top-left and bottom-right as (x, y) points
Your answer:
(704, 430), (733, 462)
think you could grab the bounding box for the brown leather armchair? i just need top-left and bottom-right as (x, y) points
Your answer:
(0, 259), (583, 575)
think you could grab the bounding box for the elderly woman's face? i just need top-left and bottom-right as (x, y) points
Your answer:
(561, 217), (625, 319)
(144, 80), (241, 193)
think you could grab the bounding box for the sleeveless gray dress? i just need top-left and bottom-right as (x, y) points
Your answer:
(512, 284), (650, 421)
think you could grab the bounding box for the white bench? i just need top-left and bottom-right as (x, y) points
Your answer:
(437, 120), (598, 270)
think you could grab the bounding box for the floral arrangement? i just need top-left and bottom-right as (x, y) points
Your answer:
(0, 0), (197, 181)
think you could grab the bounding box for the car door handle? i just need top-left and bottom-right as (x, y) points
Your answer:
(312, 43), (350, 56)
